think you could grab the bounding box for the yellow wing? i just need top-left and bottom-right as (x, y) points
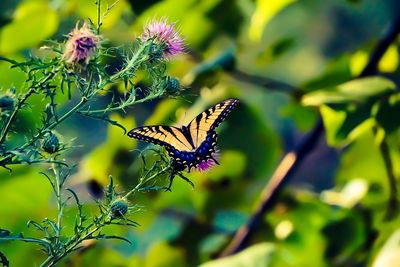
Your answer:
(128, 125), (194, 152)
(187, 98), (239, 147)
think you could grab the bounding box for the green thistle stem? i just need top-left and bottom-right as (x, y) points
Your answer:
(0, 69), (57, 145)
(107, 42), (149, 84)
(40, 219), (110, 267)
(0, 97), (88, 167)
(124, 166), (171, 198)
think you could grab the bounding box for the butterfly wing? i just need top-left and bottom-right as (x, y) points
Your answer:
(187, 98), (239, 147)
(127, 125), (194, 153)
(128, 98), (239, 173)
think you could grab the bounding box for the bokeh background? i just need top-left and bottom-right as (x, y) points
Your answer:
(1, 0), (400, 266)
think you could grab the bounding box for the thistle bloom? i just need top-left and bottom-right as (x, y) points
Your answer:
(141, 18), (185, 59)
(63, 22), (100, 65)
(197, 151), (220, 172)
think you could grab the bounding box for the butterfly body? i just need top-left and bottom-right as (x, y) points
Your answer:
(128, 98), (239, 189)
(168, 130), (218, 172)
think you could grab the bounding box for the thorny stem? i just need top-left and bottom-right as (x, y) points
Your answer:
(38, 148), (171, 266)
(40, 219), (110, 267)
(107, 43), (149, 85)
(0, 88), (35, 144)
(78, 92), (160, 115)
(374, 126), (399, 220)
(96, 0), (101, 34)
(52, 166), (63, 234)
(0, 97), (88, 167)
(0, 38), (152, 169)
(0, 70), (58, 144)
(124, 166), (171, 198)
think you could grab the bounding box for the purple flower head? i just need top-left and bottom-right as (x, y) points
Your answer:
(196, 151), (220, 172)
(141, 18), (185, 59)
(63, 22), (101, 65)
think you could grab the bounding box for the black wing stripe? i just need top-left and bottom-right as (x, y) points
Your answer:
(161, 126), (191, 149)
(187, 98), (239, 147)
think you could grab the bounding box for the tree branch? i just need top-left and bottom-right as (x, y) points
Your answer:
(374, 126), (399, 220)
(219, 15), (400, 257)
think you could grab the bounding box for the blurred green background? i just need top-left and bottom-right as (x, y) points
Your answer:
(1, 0), (400, 266)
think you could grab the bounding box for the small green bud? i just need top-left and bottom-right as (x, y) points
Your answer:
(161, 76), (181, 95)
(167, 77), (180, 94)
(147, 43), (164, 62)
(0, 95), (15, 111)
(42, 133), (60, 154)
(110, 198), (129, 218)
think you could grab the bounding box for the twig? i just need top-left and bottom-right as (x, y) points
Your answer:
(229, 69), (300, 93)
(0, 70), (57, 144)
(374, 126), (398, 220)
(220, 15), (400, 257)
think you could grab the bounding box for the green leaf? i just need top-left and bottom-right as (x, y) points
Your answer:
(322, 212), (367, 261)
(372, 229), (400, 267)
(200, 243), (275, 267)
(249, 0), (297, 42)
(350, 50), (369, 76)
(320, 104), (374, 146)
(0, 1), (59, 54)
(303, 54), (352, 91)
(302, 77), (396, 106)
(212, 210), (247, 233)
(335, 131), (392, 210)
(378, 45), (399, 73)
(199, 234), (229, 259)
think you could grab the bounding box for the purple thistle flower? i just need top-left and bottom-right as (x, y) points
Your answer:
(196, 151), (220, 172)
(63, 22), (100, 65)
(141, 18), (185, 59)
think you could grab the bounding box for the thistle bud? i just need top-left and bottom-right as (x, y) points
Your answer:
(161, 76), (181, 95)
(0, 95), (14, 112)
(63, 22), (101, 65)
(42, 133), (60, 154)
(147, 43), (165, 63)
(110, 198), (129, 218)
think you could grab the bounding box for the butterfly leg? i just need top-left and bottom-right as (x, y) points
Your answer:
(211, 156), (220, 165)
(177, 172), (195, 189)
(165, 171), (176, 192)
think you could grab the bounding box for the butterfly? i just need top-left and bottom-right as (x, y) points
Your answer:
(128, 98), (239, 190)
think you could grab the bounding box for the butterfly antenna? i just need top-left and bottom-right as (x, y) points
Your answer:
(211, 156), (220, 165)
